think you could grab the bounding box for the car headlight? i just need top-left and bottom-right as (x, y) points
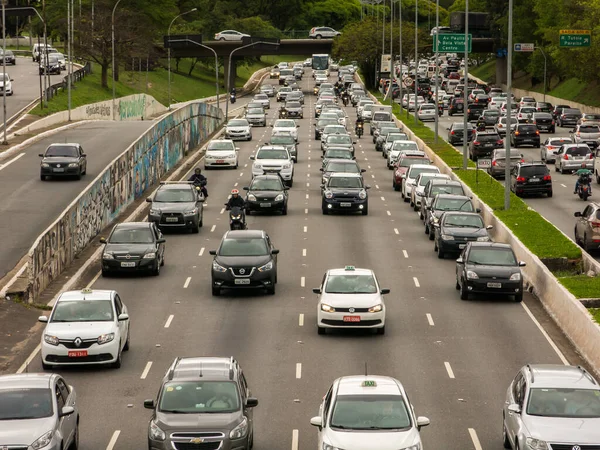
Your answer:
(510, 272), (521, 281)
(416, 191), (424, 197)
(41, 163), (50, 168)
(230, 416), (249, 439)
(254, 164), (262, 169)
(441, 234), (454, 240)
(97, 332), (115, 345)
(44, 334), (59, 346)
(476, 236), (490, 242)
(258, 261), (273, 272)
(143, 252), (156, 259)
(247, 194), (257, 201)
(212, 261), (227, 273)
(184, 208), (198, 216)
(103, 252), (114, 260)
(323, 444), (344, 450)
(466, 270), (479, 280)
(283, 164), (291, 169)
(227, 154), (236, 159)
(149, 208), (160, 215)
(368, 304), (383, 313)
(321, 304), (335, 313)
(325, 190), (333, 199)
(149, 420), (166, 441)
(358, 190), (367, 199)
(401, 445), (421, 450)
(275, 194), (284, 202)
(68, 163), (78, 168)
(525, 438), (547, 450)
(31, 430), (54, 450)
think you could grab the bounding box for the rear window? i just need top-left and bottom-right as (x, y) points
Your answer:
(565, 146), (591, 156)
(520, 166), (548, 177)
(400, 157), (427, 167)
(519, 125), (537, 133)
(477, 134), (500, 142)
(579, 126), (600, 133)
(373, 112), (392, 121)
(564, 109), (582, 115)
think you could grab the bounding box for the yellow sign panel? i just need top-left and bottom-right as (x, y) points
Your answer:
(559, 29), (591, 35)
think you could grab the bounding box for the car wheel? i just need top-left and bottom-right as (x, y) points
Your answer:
(212, 285), (221, 296)
(317, 326), (326, 335)
(459, 280), (469, 300)
(514, 292), (523, 303)
(316, 34), (322, 39)
(437, 245), (444, 259)
(40, 174), (46, 181)
(560, 166), (566, 174)
(192, 222), (199, 233)
(322, 208), (328, 215)
(152, 262), (160, 276)
(41, 360), (52, 370)
(425, 223), (430, 235)
(503, 420), (511, 449)
(376, 326), (385, 335)
(101, 269), (110, 277)
(282, 204), (288, 215)
(428, 228), (434, 240)
(71, 422), (79, 450)
(555, 164), (559, 172)
(123, 328), (130, 351)
(455, 277), (460, 290)
(393, 181), (400, 191)
(288, 179), (293, 188)
(112, 346), (122, 369)
(266, 285), (275, 295)
(362, 206), (368, 215)
(547, 190), (553, 198)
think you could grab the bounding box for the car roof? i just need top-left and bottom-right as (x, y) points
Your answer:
(329, 172), (362, 178)
(47, 142), (80, 147)
(169, 357), (239, 382)
(327, 266), (373, 276)
(0, 373), (54, 389)
(468, 242), (512, 250)
(408, 163), (436, 169)
(336, 375), (402, 396)
(58, 288), (114, 302)
(258, 145), (287, 151)
(224, 230), (265, 239)
(158, 183), (194, 191)
(251, 174), (284, 182)
(114, 221), (151, 230)
(326, 159), (357, 165)
(526, 364), (599, 389)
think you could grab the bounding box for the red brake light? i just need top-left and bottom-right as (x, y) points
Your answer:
(552, 120), (555, 124)
(591, 222), (600, 228)
(515, 131), (520, 135)
(536, 130), (540, 135)
(543, 175), (551, 181)
(450, 131), (455, 135)
(520, 159), (525, 163)
(497, 140), (504, 145)
(516, 176), (526, 182)
(564, 154), (569, 160)
(473, 141), (480, 145)
(590, 153), (595, 159)
(492, 160), (497, 166)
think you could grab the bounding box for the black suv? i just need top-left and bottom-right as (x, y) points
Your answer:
(144, 356), (258, 450)
(447, 122), (475, 145)
(448, 97), (464, 116)
(531, 112), (555, 133)
(469, 131), (503, 161)
(243, 174), (289, 215)
(146, 182), (204, 233)
(466, 103), (486, 122)
(510, 162), (552, 197)
(510, 123), (540, 148)
(39, 143), (87, 180)
(321, 172), (370, 215)
(209, 230), (279, 295)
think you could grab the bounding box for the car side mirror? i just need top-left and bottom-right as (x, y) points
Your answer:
(319, 168), (324, 171)
(486, 225), (493, 230)
(310, 416), (323, 428)
(353, 141), (357, 144)
(39, 153), (44, 157)
(320, 184), (325, 189)
(519, 261), (526, 267)
(10, 78), (13, 81)
(157, 238), (166, 244)
(60, 406), (75, 417)
(574, 211), (582, 217)
(271, 249), (280, 255)
(297, 125), (300, 127)
(320, 155), (324, 159)
(250, 156), (255, 160)
(312, 288), (321, 294)
(236, 147), (240, 150)
(38, 316), (48, 323)
(456, 257), (464, 264)
(143, 399), (156, 409)
(380, 288), (390, 295)
(209, 250), (217, 255)
(243, 187), (249, 191)
(283, 187), (289, 190)
(118, 313), (129, 321)
(416, 416), (430, 430)
(81, 153), (87, 157)
(246, 397), (259, 408)
(508, 404), (521, 414)
(146, 198), (152, 203)
(365, 185), (371, 189)
(361, 169), (366, 173)
(99, 237), (107, 244)
(476, 208), (482, 213)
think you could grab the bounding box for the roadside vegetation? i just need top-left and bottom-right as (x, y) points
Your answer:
(589, 308), (600, 325)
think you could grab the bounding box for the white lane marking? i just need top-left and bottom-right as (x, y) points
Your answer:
(394, 228), (399, 234)
(302, 249), (307, 257)
(234, 182), (238, 187)
(364, 157), (368, 161)
(305, 208), (308, 214)
(183, 277), (191, 289)
(296, 363), (302, 379)
(0, 153), (25, 171)
(306, 182), (310, 187)
(306, 194), (309, 199)
(468, 428), (483, 450)
(403, 250), (409, 258)
(164, 315), (174, 328)
(426, 313), (435, 326)
(444, 362), (455, 379)
(220, 208), (225, 215)
(106, 430), (121, 450)
(375, 184), (380, 189)
(521, 302), (569, 365)
(387, 211), (391, 216)
(239, 172), (244, 177)
(16, 344), (41, 374)
(300, 276), (305, 287)
(87, 270), (102, 288)
(307, 173), (310, 178)
(308, 164), (311, 168)
(244, 164), (248, 168)
(561, 183), (567, 188)
(381, 196), (385, 201)
(199, 247), (205, 256)
(368, 165), (372, 169)
(371, 174), (375, 178)
(299, 314), (304, 326)
(140, 361), (153, 379)
(291, 429), (299, 450)
(304, 226), (307, 233)
(210, 225), (216, 232)
(413, 277), (420, 287)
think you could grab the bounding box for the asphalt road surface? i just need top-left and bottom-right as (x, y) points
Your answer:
(20, 74), (582, 450)
(0, 120), (157, 279)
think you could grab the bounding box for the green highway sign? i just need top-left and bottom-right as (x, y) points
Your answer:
(559, 29), (591, 47)
(433, 33), (472, 52)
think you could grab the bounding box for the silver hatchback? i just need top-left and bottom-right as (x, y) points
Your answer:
(555, 143), (593, 173)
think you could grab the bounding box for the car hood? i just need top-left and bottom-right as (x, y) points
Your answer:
(524, 416), (600, 443)
(41, 156), (78, 164)
(273, 127), (296, 134)
(465, 263), (519, 278)
(320, 292), (383, 307)
(226, 126), (249, 131)
(325, 428), (419, 450)
(441, 226), (489, 238)
(328, 187), (364, 194)
(151, 201), (197, 212)
(247, 190), (284, 200)
(215, 255), (272, 267)
(104, 243), (156, 255)
(156, 411), (242, 431)
(0, 417), (57, 446)
(45, 321), (115, 339)
(254, 159), (290, 167)
(246, 113), (264, 119)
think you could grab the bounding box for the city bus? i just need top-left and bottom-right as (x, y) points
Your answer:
(312, 54), (330, 70)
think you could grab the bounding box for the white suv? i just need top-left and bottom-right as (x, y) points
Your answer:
(309, 27), (341, 39)
(250, 145), (294, 186)
(272, 119), (299, 142)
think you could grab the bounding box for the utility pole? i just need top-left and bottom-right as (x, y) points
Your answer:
(462, 2), (469, 170)
(67, 0), (71, 121)
(2, 0), (8, 145)
(414, 0), (418, 126)
(434, 0), (439, 143)
(504, 0), (514, 209)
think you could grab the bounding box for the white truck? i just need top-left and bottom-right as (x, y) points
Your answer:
(369, 105), (394, 135)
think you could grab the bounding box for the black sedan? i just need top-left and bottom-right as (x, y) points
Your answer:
(425, 194), (479, 239)
(100, 222), (166, 276)
(322, 148), (354, 168)
(244, 174), (289, 215)
(39, 143), (87, 180)
(433, 212), (493, 259)
(3, 50), (15, 65)
(455, 242), (525, 302)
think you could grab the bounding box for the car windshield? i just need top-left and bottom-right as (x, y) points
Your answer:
(326, 162), (358, 173)
(484, 111), (499, 117)
(275, 120), (295, 128)
(209, 141), (234, 150)
(250, 179), (283, 191)
(467, 247), (517, 265)
(408, 167), (438, 179)
(254, 94), (267, 100)
(387, 134), (408, 142)
(257, 149), (288, 160)
(228, 120), (247, 127)
(430, 185), (464, 196)
(527, 388), (600, 418)
(444, 214), (484, 228)
(0, 388), (53, 420)
(418, 174), (441, 187)
(328, 136), (352, 144)
(286, 102), (301, 108)
(520, 108), (536, 113)
(435, 198), (474, 212)
(400, 157), (427, 167)
(585, 114), (600, 120)
(270, 136), (294, 145)
(324, 126), (346, 134)
(154, 189), (195, 203)
(318, 120), (339, 128)
(52, 299), (114, 322)
(45, 145), (78, 157)
(328, 177), (363, 188)
(219, 238), (269, 256)
(325, 151), (352, 159)
(325, 274), (377, 293)
(519, 166), (549, 177)
(330, 395), (411, 430)
(247, 108), (264, 115)
(159, 381), (240, 414)
(109, 227), (154, 244)
(519, 125), (537, 132)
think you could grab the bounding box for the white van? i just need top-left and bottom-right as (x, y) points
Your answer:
(32, 43), (51, 62)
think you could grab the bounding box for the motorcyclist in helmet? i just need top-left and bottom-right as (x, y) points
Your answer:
(476, 116), (486, 131)
(225, 189), (246, 210)
(188, 167), (208, 198)
(574, 162), (593, 195)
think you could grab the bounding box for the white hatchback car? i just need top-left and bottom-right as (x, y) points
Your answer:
(272, 118), (299, 142)
(313, 266), (389, 335)
(214, 30), (250, 41)
(402, 163), (441, 202)
(250, 145), (294, 186)
(310, 375), (430, 450)
(417, 103), (437, 122)
(39, 288), (130, 369)
(204, 139), (239, 169)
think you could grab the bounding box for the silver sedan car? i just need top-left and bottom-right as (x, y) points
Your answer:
(540, 137), (573, 163)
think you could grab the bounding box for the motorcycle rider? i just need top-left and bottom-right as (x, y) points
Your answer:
(476, 116), (487, 131)
(574, 162), (593, 195)
(230, 87), (236, 103)
(225, 189), (246, 227)
(355, 116), (364, 136)
(188, 167), (208, 198)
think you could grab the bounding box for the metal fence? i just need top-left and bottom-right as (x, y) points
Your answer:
(44, 61), (92, 101)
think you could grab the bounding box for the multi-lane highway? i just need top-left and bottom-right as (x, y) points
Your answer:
(16, 73), (587, 450)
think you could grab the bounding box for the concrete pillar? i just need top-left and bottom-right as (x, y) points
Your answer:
(496, 57), (507, 86)
(223, 56), (238, 93)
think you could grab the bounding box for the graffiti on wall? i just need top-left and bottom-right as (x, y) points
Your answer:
(28, 102), (224, 300)
(119, 95), (147, 120)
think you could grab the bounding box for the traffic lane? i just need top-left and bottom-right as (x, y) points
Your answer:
(0, 121), (156, 279)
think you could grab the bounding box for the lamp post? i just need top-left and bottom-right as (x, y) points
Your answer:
(111, 0), (123, 121)
(504, 0), (514, 209)
(537, 46), (547, 102)
(414, 0), (418, 126)
(462, 0), (469, 170)
(168, 38), (220, 113)
(2, 0), (7, 145)
(398, 0), (403, 114)
(389, 0), (393, 109)
(225, 41), (279, 119)
(67, 0), (71, 121)
(168, 8), (197, 110)
(433, 0), (439, 143)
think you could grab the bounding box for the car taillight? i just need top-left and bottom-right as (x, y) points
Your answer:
(516, 176), (526, 182)
(497, 140), (504, 145)
(552, 120), (555, 125)
(492, 160), (497, 166)
(536, 130), (540, 135)
(543, 175), (551, 181)
(473, 141), (480, 145)
(537, 108), (541, 111)
(577, 132), (581, 136)
(564, 154), (569, 160)
(515, 131), (520, 135)
(590, 153), (595, 159)
(591, 222), (600, 228)
(450, 131), (455, 135)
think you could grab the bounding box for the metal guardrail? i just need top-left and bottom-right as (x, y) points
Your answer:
(43, 61), (91, 101)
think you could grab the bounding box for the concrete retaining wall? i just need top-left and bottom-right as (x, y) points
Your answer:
(500, 85), (600, 115)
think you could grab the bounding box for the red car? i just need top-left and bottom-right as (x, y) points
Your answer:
(392, 155), (430, 191)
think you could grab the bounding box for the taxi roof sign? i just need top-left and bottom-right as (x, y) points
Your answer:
(362, 380), (377, 387)
(81, 288), (93, 294)
(345, 265), (355, 271)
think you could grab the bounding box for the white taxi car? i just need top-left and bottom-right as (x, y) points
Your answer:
(39, 288), (130, 369)
(310, 375), (430, 450)
(313, 266), (389, 335)
(272, 119), (299, 142)
(204, 139), (239, 169)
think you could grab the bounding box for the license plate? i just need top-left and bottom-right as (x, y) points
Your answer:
(484, 143), (493, 147)
(216, 159), (225, 163)
(260, 203), (272, 207)
(459, 244), (466, 249)
(235, 279), (251, 285)
(166, 217), (179, 222)
(120, 262), (136, 267)
(523, 139), (532, 142)
(53, 168), (65, 172)
(487, 282), (502, 288)
(529, 178), (540, 183)
(68, 350), (88, 358)
(340, 202), (352, 207)
(343, 316), (361, 322)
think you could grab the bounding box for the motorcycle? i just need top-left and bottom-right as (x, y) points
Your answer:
(342, 94), (349, 107)
(438, 104), (444, 116)
(230, 93), (236, 104)
(226, 205), (246, 230)
(192, 179), (208, 200)
(313, 86), (319, 95)
(279, 108), (288, 119)
(577, 174), (592, 201)
(476, 122), (487, 132)
(355, 123), (364, 138)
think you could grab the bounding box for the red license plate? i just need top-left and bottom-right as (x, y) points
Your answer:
(216, 159), (225, 163)
(68, 350), (88, 358)
(343, 316), (361, 323)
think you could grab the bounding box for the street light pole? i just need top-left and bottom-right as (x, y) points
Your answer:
(398, 0), (403, 114)
(434, 0), (439, 143)
(537, 46), (547, 102)
(111, 0), (123, 121)
(67, 0), (71, 121)
(462, 0), (469, 170)
(414, 0), (418, 126)
(1, 0), (7, 145)
(389, 0), (393, 109)
(504, 0), (514, 209)
(168, 8), (197, 110)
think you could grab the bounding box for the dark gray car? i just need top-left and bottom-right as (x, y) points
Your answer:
(488, 149), (523, 179)
(146, 182), (204, 233)
(434, 211), (492, 258)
